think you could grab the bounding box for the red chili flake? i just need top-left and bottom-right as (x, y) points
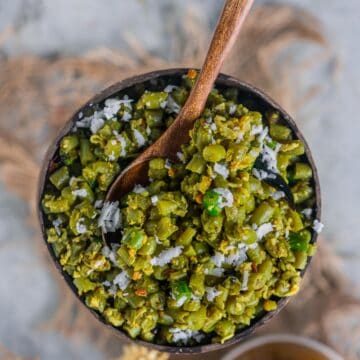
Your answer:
(135, 288), (147, 297)
(252, 263), (258, 273)
(187, 69), (197, 79)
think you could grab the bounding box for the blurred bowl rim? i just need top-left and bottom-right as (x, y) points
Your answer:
(221, 334), (343, 360)
(37, 68), (321, 354)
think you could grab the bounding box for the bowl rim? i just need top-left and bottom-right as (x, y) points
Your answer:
(37, 68), (321, 354)
(221, 334), (343, 360)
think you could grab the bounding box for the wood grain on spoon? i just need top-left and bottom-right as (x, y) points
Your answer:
(106, 0), (254, 203)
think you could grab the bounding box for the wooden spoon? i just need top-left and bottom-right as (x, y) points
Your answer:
(103, 0), (253, 243)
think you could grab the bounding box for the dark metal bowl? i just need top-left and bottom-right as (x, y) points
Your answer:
(37, 68), (321, 354)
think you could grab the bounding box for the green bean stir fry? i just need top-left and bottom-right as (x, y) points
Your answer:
(42, 70), (322, 346)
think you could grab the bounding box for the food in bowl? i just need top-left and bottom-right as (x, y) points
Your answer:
(41, 70), (321, 346)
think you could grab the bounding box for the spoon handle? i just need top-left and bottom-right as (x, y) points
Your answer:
(147, 0), (254, 159)
(179, 0), (254, 124)
(127, 0), (253, 165)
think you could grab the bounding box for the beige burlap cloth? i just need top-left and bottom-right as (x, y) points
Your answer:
(0, 4), (358, 360)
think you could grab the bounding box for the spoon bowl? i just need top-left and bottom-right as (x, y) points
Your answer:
(38, 68), (321, 354)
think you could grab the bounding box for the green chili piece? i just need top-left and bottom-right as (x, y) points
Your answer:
(122, 228), (146, 250)
(203, 190), (221, 216)
(171, 280), (191, 304)
(288, 231), (308, 252)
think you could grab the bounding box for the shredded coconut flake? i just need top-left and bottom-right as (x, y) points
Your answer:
(122, 111), (132, 122)
(241, 271), (249, 291)
(52, 217), (62, 236)
(213, 163), (229, 179)
(90, 111), (105, 134)
(210, 252), (225, 267)
(254, 223), (273, 240)
(235, 131), (244, 144)
(225, 247), (247, 267)
(102, 245), (118, 267)
(103, 97), (133, 120)
(166, 96), (181, 114)
(103, 98), (121, 119)
(76, 218), (87, 234)
(251, 125), (263, 136)
(213, 188), (234, 208)
(102, 280), (111, 287)
(229, 104), (237, 115)
(164, 85), (179, 93)
(94, 199), (103, 209)
(150, 246), (183, 267)
(205, 267), (224, 277)
(205, 287), (222, 302)
(252, 168), (275, 180)
(75, 117), (91, 129)
(176, 295), (188, 307)
(247, 242), (258, 250)
(257, 126), (269, 144)
(261, 142), (281, 173)
(98, 201), (121, 234)
(313, 219), (324, 234)
(133, 129), (146, 147)
(113, 271), (130, 291)
(72, 189), (88, 198)
(108, 152), (116, 161)
(113, 130), (127, 156)
(151, 195), (159, 205)
(169, 328), (205, 345)
(302, 208), (313, 219)
(133, 184), (147, 193)
(270, 191), (285, 200)
(75, 110), (106, 134)
(176, 151), (185, 163)
(207, 122), (216, 131)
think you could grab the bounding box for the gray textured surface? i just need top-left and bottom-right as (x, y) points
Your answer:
(0, 0), (359, 358)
